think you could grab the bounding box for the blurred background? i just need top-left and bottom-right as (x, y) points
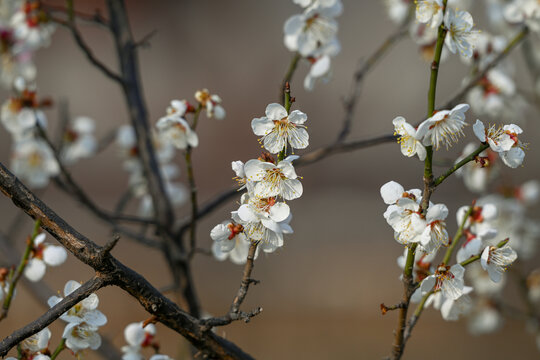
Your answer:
(1, 0), (540, 359)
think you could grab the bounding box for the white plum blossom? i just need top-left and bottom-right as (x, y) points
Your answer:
(11, 139), (59, 188)
(416, 0), (444, 28)
(10, 3), (55, 49)
(480, 244), (517, 282)
(421, 264), (466, 300)
(60, 116), (97, 165)
(284, 3), (341, 57)
(392, 116), (427, 161)
(251, 103), (308, 154)
(20, 327), (51, 353)
(468, 299), (504, 335)
(48, 280), (107, 327)
(440, 286), (473, 321)
(419, 203), (449, 254)
(1, 87), (47, 140)
(211, 219), (255, 265)
(49, 280), (107, 354)
(504, 0), (540, 32)
(384, 0), (411, 25)
(472, 120), (526, 168)
(195, 89), (225, 120)
(156, 110), (198, 150)
(121, 322), (158, 360)
(443, 8), (479, 58)
(418, 103), (469, 150)
(23, 233), (67, 282)
(244, 156), (303, 200)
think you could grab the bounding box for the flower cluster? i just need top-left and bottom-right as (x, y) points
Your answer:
(0, 0), (54, 87)
(23, 232), (67, 282)
(48, 280), (108, 354)
(211, 101), (308, 263)
(121, 321), (172, 360)
(284, 0), (342, 90)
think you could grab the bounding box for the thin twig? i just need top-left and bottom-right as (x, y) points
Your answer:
(201, 242), (262, 329)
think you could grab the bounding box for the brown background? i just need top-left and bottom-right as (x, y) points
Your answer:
(1, 1), (540, 359)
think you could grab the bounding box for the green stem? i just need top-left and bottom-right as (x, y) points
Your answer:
(191, 104), (202, 130)
(50, 338), (66, 360)
(460, 238), (509, 267)
(280, 53), (301, 105)
(433, 143), (489, 187)
(1, 220), (41, 320)
(441, 205), (474, 265)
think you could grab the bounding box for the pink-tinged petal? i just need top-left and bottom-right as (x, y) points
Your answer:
(269, 202), (290, 222)
(24, 258), (46, 282)
(251, 117), (274, 136)
(281, 179), (303, 200)
(265, 103), (288, 120)
(472, 119), (486, 142)
(380, 181), (405, 205)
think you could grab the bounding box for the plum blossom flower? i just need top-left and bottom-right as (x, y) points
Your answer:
(49, 280), (107, 354)
(480, 244), (517, 282)
(440, 286), (473, 321)
(468, 299), (503, 335)
(211, 218), (255, 264)
(504, 0), (540, 32)
(244, 156), (303, 200)
(195, 89), (225, 120)
(236, 194), (293, 253)
(23, 232), (67, 282)
(419, 203), (449, 253)
(1, 86), (47, 140)
(156, 103), (198, 150)
(473, 120), (526, 168)
(392, 116), (427, 161)
(284, 3), (341, 57)
(11, 139), (59, 188)
(48, 280), (107, 326)
(60, 116), (97, 165)
(251, 103), (308, 154)
(443, 8), (479, 58)
(384, 0), (411, 25)
(20, 327), (51, 354)
(421, 264), (466, 300)
(418, 103), (469, 150)
(416, 0), (444, 28)
(10, 2), (55, 49)
(121, 322), (158, 360)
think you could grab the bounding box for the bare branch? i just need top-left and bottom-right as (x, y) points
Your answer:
(0, 162), (253, 359)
